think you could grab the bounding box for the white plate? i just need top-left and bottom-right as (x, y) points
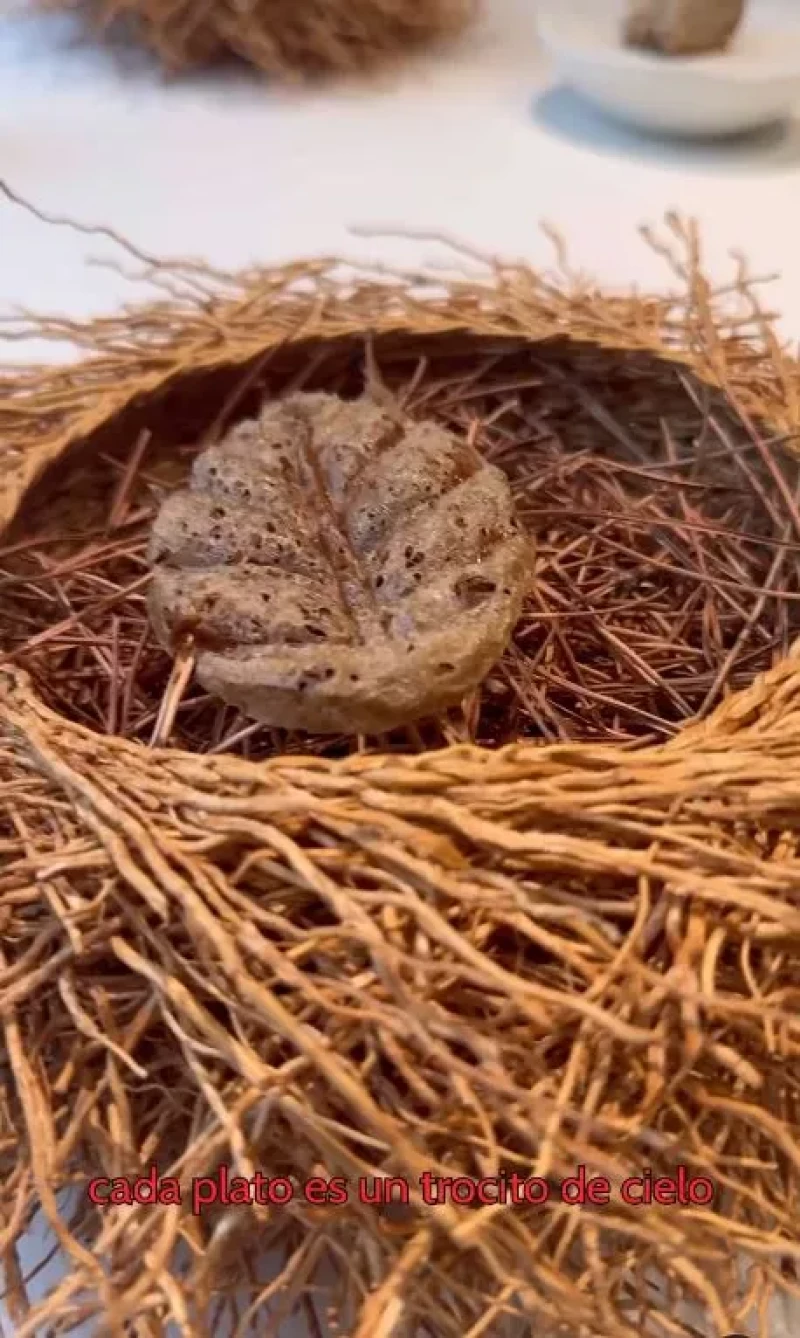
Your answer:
(537, 0), (800, 137)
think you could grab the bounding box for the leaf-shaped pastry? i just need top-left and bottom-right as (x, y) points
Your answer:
(624, 0), (744, 55)
(147, 392), (531, 735)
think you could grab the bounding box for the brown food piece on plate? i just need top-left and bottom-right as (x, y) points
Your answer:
(624, 0), (745, 56)
(147, 392), (531, 735)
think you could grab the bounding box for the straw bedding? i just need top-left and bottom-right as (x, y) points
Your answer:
(2, 216), (800, 1337)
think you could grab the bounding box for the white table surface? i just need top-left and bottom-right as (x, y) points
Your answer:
(1, 0), (799, 1332)
(2, 0), (800, 360)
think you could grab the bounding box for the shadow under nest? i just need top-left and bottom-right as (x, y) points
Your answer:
(3, 328), (800, 758)
(3, 328), (800, 1338)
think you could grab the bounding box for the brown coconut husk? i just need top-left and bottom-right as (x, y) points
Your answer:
(2, 212), (800, 1338)
(38, 0), (476, 78)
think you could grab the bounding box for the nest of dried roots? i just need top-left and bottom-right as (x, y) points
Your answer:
(38, 0), (475, 78)
(3, 215), (800, 1338)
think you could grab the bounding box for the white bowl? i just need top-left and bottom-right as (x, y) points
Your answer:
(537, 0), (800, 137)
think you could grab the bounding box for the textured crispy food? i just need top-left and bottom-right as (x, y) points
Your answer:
(147, 393), (531, 734)
(624, 0), (745, 55)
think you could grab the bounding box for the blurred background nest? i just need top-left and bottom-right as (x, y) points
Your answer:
(35, 0), (477, 78)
